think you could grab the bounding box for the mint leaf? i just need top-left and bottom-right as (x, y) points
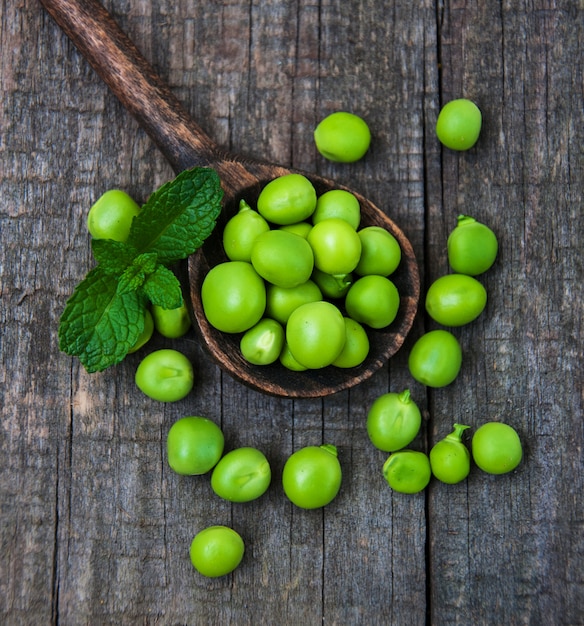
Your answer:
(59, 167), (223, 372)
(127, 167), (223, 264)
(117, 253), (159, 295)
(59, 266), (146, 372)
(91, 238), (137, 274)
(143, 264), (183, 309)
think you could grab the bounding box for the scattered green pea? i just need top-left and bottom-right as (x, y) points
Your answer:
(152, 300), (192, 338)
(87, 189), (140, 242)
(408, 330), (462, 388)
(429, 423), (471, 484)
(366, 389), (422, 452)
(135, 349), (194, 402)
(314, 111), (371, 162)
(166, 416), (224, 476)
(211, 447), (271, 502)
(128, 309), (154, 353)
(189, 526), (244, 578)
(425, 274), (487, 327)
(472, 422), (523, 475)
(282, 444), (342, 509)
(436, 98), (482, 151)
(447, 215), (498, 276)
(382, 450), (431, 494)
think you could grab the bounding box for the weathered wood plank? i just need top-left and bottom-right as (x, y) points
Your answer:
(1, 0), (582, 624)
(428, 1), (584, 624)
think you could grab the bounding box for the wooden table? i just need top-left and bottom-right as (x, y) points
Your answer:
(2, 0), (582, 624)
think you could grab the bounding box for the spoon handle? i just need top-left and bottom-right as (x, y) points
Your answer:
(39, 0), (224, 173)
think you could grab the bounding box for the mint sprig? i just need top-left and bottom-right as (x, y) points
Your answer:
(58, 167), (223, 372)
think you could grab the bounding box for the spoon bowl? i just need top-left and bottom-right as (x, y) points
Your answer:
(41, 0), (420, 397)
(189, 173), (419, 397)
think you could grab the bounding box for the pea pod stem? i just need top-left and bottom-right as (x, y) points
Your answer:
(320, 444), (338, 458)
(445, 423), (471, 443)
(456, 215), (477, 227)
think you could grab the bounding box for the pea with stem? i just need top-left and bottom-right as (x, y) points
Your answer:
(429, 423), (471, 484)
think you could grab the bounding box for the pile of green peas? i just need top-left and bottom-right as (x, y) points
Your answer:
(201, 173), (403, 371)
(165, 415), (342, 577)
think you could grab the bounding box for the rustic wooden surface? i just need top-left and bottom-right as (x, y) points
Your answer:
(1, 0), (583, 624)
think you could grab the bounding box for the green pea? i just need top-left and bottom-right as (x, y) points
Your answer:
(256, 174), (317, 225)
(87, 189), (140, 242)
(311, 269), (353, 299)
(282, 444), (342, 509)
(408, 330), (462, 388)
(425, 274), (487, 327)
(135, 349), (194, 402)
(128, 309), (154, 353)
(312, 189), (361, 229)
(382, 450), (431, 494)
(429, 423), (471, 484)
(166, 416), (224, 475)
(345, 275), (400, 329)
(286, 301), (346, 369)
(201, 261), (266, 333)
(152, 300), (192, 338)
(251, 230), (314, 288)
(472, 422), (523, 475)
(211, 447), (271, 502)
(354, 226), (402, 277)
(279, 342), (308, 371)
(447, 215), (498, 276)
(189, 526), (244, 578)
(436, 98), (482, 151)
(332, 317), (370, 368)
(366, 389), (422, 452)
(307, 218), (362, 275)
(279, 221), (313, 239)
(223, 199), (270, 262)
(240, 318), (285, 365)
(265, 280), (323, 325)
(314, 112), (371, 162)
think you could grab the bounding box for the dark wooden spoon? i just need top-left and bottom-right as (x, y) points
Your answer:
(40, 0), (420, 398)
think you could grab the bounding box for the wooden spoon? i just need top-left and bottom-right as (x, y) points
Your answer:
(40, 0), (420, 398)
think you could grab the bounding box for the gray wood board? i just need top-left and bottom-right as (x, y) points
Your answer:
(1, 0), (582, 624)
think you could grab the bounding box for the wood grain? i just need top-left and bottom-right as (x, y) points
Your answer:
(1, 0), (582, 624)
